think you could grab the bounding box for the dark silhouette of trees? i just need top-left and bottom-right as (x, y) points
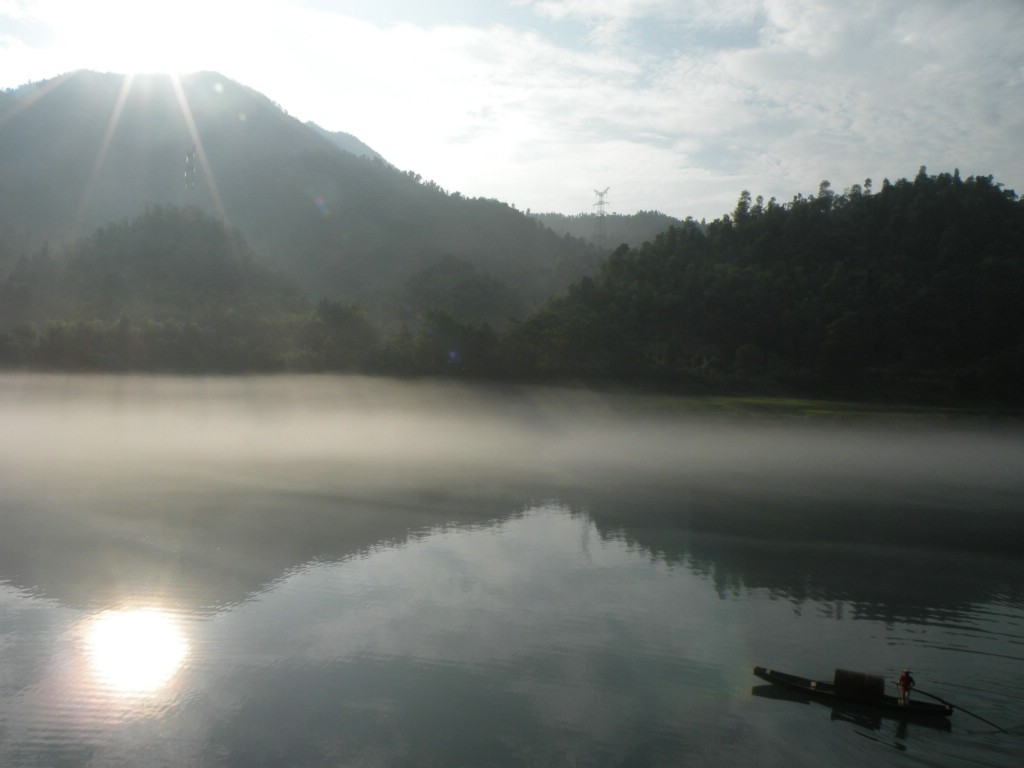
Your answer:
(503, 170), (1024, 404)
(1, 170), (1021, 406)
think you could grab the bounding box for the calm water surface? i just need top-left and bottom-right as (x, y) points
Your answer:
(1, 374), (1022, 767)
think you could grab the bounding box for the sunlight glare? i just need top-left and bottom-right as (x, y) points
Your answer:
(40, 0), (260, 77)
(85, 608), (189, 693)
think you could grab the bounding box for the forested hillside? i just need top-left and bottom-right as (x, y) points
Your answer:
(1, 153), (1020, 404)
(0, 207), (309, 371)
(507, 169), (1024, 403)
(0, 71), (600, 324)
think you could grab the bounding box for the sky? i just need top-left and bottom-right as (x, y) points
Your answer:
(1, 0), (1022, 221)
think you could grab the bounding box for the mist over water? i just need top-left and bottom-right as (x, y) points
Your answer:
(5, 372), (1022, 491)
(1, 373), (1022, 767)
(4, 372), (1021, 552)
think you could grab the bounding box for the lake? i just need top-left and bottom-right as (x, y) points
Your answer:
(1, 373), (1022, 767)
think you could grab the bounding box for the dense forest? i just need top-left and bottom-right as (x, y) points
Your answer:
(509, 169), (1023, 403)
(1, 168), (1021, 405)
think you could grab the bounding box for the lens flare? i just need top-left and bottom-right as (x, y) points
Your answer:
(85, 608), (189, 693)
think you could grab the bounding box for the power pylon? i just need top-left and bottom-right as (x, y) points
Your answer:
(184, 144), (197, 194)
(593, 187), (610, 247)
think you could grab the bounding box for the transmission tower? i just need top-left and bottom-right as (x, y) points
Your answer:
(184, 144), (197, 194)
(593, 187), (610, 247)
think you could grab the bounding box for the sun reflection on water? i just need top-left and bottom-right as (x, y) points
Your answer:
(85, 608), (189, 694)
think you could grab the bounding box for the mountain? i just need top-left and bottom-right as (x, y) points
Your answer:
(0, 70), (600, 326)
(0, 71), (335, 242)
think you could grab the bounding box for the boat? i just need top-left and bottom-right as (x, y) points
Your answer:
(752, 666), (953, 718)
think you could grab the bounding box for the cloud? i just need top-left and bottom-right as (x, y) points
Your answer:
(428, 0), (1023, 215)
(1, 0), (1021, 218)
(715, 0), (1024, 193)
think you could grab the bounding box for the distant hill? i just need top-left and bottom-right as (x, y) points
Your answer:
(0, 70), (601, 327)
(0, 205), (309, 371)
(306, 122), (383, 160)
(530, 210), (684, 250)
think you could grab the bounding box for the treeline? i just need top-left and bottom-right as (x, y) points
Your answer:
(0, 205), (512, 374)
(2, 169), (1022, 405)
(0, 206), (307, 371)
(530, 210), (683, 249)
(509, 169), (1024, 403)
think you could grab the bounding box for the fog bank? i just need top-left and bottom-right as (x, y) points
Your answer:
(3, 374), (1021, 499)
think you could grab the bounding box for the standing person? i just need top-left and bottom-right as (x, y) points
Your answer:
(898, 669), (915, 705)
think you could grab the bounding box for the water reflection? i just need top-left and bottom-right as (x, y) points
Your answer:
(2, 373), (1022, 616)
(0, 505), (1019, 767)
(1, 374), (1022, 767)
(83, 608), (189, 693)
(749, 683), (952, 733)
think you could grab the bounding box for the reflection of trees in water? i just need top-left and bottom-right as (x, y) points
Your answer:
(0, 479), (530, 611)
(578, 485), (1024, 619)
(4, 466), (1021, 618)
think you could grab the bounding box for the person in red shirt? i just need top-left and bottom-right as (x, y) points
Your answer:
(898, 669), (915, 705)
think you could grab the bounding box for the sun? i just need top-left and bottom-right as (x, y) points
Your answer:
(85, 608), (190, 694)
(43, 0), (252, 77)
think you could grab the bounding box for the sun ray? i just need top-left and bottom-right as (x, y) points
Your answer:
(72, 73), (135, 236)
(169, 73), (229, 223)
